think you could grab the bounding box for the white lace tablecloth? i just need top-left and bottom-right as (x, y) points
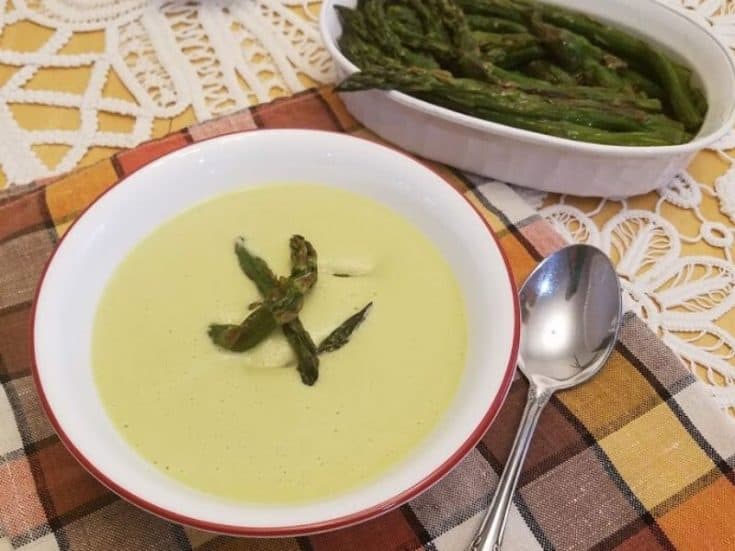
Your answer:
(0, 0), (334, 184)
(1, 0), (735, 416)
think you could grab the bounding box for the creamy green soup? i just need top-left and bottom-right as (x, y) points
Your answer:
(93, 184), (467, 503)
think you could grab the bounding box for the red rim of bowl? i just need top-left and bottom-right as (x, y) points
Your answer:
(30, 129), (520, 537)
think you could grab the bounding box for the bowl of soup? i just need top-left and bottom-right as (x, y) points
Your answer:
(32, 129), (519, 535)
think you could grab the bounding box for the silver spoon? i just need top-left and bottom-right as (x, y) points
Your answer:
(469, 244), (622, 551)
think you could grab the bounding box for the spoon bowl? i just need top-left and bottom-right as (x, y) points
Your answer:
(470, 244), (622, 551)
(520, 244), (623, 389)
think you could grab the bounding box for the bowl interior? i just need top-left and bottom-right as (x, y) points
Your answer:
(321, 0), (735, 147)
(33, 130), (518, 532)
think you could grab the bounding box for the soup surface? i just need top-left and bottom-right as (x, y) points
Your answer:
(93, 184), (467, 503)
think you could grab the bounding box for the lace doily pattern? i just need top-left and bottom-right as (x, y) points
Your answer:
(0, 0), (334, 185)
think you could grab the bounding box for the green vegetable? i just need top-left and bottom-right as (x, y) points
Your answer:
(470, 110), (689, 145)
(620, 67), (664, 98)
(211, 238), (319, 382)
(638, 49), (701, 130)
(233, 237), (312, 327)
(405, 0), (451, 44)
(208, 307), (277, 353)
(527, 12), (626, 70)
(386, 4), (423, 31)
(318, 303), (373, 353)
(339, 66), (685, 138)
(234, 238), (277, 295)
(265, 278), (305, 325)
(340, 4), (661, 111)
(455, 0), (525, 21)
(524, 60), (576, 84)
(528, 12), (589, 71)
(487, 66), (662, 112)
(361, 0), (438, 68)
(466, 14), (527, 33)
(384, 15), (450, 63)
(525, 1), (703, 129)
(289, 234), (318, 293)
(282, 318), (320, 386)
(581, 59), (630, 91)
(487, 44), (545, 68)
(209, 236), (372, 386)
(675, 64), (707, 117)
(336, 0), (705, 144)
(473, 30), (537, 50)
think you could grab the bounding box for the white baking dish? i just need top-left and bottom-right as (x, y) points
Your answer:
(320, 0), (735, 197)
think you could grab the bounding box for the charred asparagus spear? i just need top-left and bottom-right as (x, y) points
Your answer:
(209, 236), (373, 385)
(338, 2), (662, 112)
(336, 0), (706, 142)
(339, 65), (688, 142)
(513, 0), (704, 128)
(318, 303), (373, 354)
(208, 236), (321, 385)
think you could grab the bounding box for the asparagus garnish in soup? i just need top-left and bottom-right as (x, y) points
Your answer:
(318, 303), (373, 354)
(209, 235), (372, 385)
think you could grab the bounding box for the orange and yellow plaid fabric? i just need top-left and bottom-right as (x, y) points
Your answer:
(1, 88), (733, 550)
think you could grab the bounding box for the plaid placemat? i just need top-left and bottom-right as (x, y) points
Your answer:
(1, 88), (734, 551)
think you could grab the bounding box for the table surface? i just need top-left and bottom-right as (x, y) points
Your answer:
(3, 98), (733, 550)
(1, 0), (733, 416)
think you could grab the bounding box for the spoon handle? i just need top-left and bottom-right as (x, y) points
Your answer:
(469, 384), (551, 551)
